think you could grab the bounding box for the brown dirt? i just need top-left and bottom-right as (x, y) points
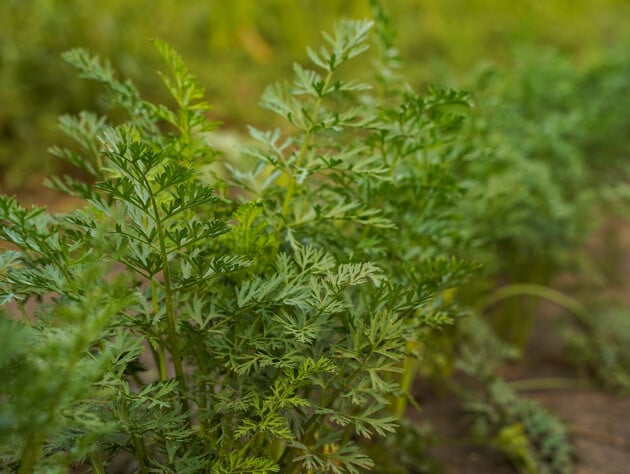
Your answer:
(11, 182), (85, 212)
(415, 385), (630, 474)
(411, 394), (517, 474)
(412, 216), (630, 473)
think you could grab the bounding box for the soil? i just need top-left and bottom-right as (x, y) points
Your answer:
(414, 325), (630, 473)
(415, 386), (630, 474)
(412, 217), (630, 473)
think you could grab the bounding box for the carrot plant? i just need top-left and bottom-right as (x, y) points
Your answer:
(0, 15), (479, 473)
(5, 1), (628, 470)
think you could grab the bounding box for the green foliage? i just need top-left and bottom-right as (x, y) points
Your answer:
(464, 379), (573, 474)
(457, 318), (573, 474)
(2, 4), (630, 473)
(367, 421), (442, 474)
(0, 17), (477, 473)
(451, 47), (630, 347)
(564, 305), (630, 393)
(459, 45), (630, 276)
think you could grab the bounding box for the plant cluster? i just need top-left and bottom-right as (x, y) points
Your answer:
(2, 4), (630, 473)
(0, 14), (480, 473)
(456, 317), (572, 474)
(564, 304), (630, 392)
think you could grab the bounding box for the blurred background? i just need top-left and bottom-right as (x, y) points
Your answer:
(1, 0), (629, 194)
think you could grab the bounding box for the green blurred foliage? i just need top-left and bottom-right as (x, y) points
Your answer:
(449, 46), (630, 345)
(1, 0), (629, 190)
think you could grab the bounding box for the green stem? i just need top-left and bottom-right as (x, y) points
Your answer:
(131, 434), (150, 474)
(147, 191), (191, 419)
(150, 283), (168, 381)
(148, 340), (167, 381)
(16, 300), (33, 326)
(18, 432), (42, 474)
(197, 378), (207, 437)
(279, 69), (334, 229)
(476, 283), (590, 329)
(395, 342), (419, 419)
(270, 439), (286, 462)
(88, 452), (106, 474)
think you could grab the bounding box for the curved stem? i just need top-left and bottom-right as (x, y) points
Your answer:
(17, 432), (42, 474)
(131, 434), (149, 474)
(476, 283), (590, 329)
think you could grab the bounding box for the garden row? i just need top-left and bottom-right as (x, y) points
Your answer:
(1, 6), (630, 473)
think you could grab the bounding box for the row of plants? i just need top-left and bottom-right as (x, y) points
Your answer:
(1, 3), (630, 472)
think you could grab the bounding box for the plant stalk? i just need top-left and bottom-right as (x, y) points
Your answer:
(88, 452), (106, 474)
(150, 282), (168, 381)
(131, 434), (150, 474)
(279, 69), (334, 227)
(395, 341), (419, 419)
(17, 433), (42, 474)
(148, 192), (191, 419)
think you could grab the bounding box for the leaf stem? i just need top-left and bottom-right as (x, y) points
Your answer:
(17, 432), (42, 474)
(395, 340), (419, 419)
(147, 186), (190, 418)
(16, 300), (33, 326)
(131, 434), (150, 474)
(150, 282), (168, 381)
(279, 69), (334, 229)
(88, 452), (106, 474)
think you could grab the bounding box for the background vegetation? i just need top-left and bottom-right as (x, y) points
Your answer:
(1, 0), (629, 190)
